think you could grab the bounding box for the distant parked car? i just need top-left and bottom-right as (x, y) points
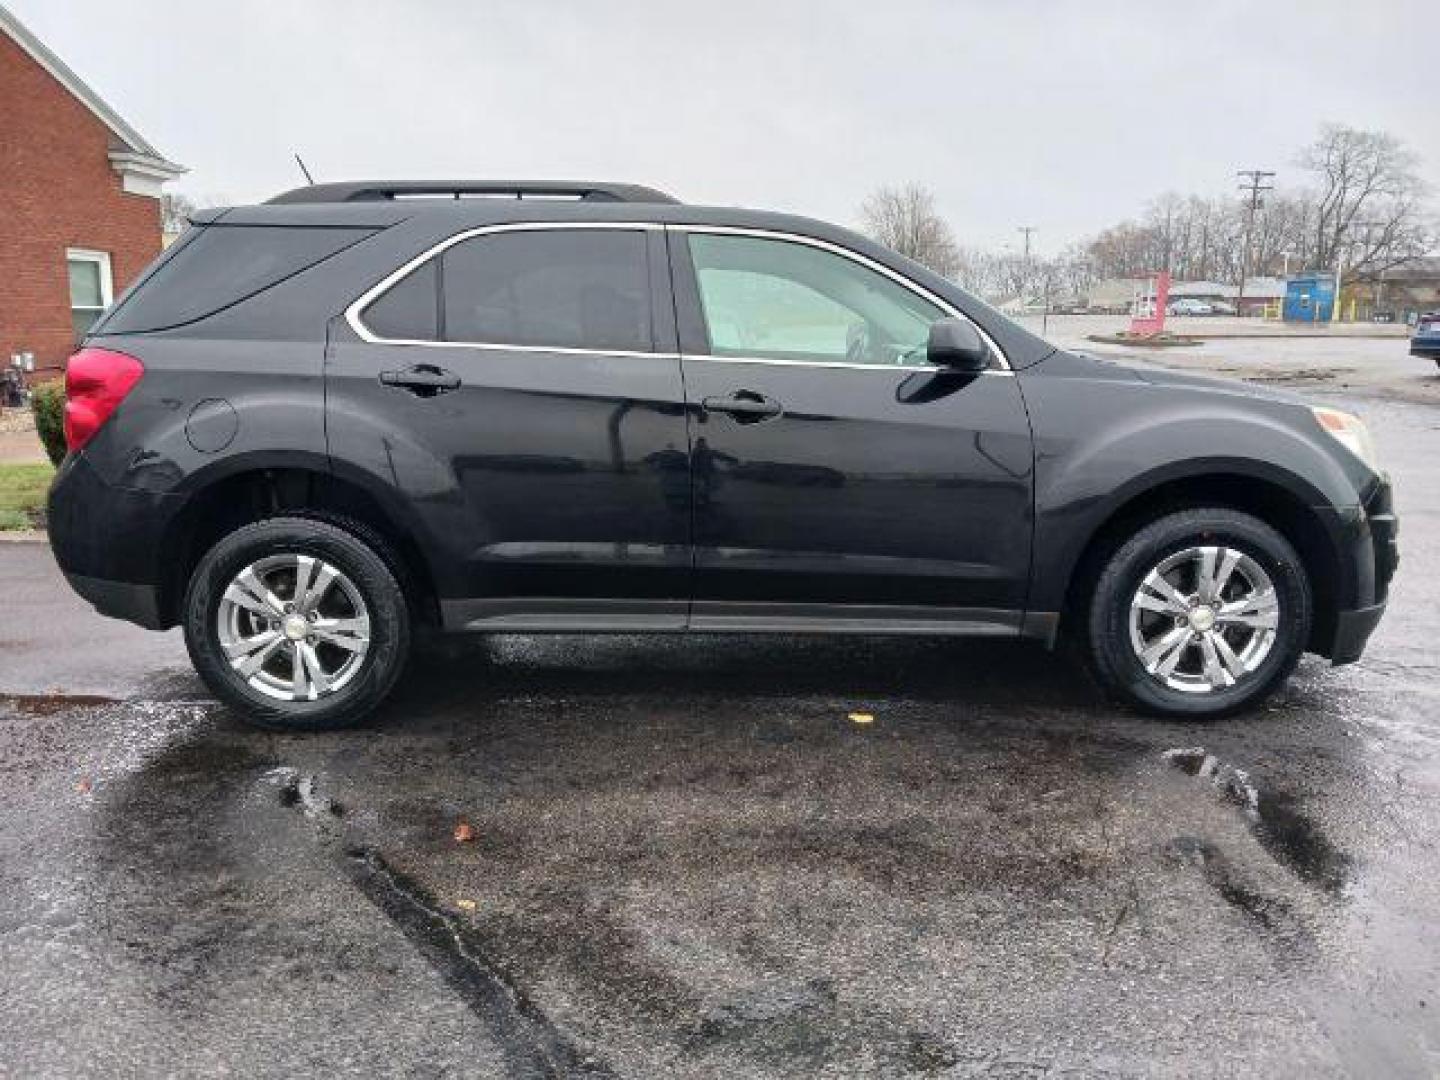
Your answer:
(1167, 299), (1215, 317)
(1412, 312), (1440, 368)
(1372, 311), (1395, 324)
(999, 297), (1049, 316)
(1208, 300), (1237, 316)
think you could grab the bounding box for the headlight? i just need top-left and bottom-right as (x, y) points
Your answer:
(1312, 406), (1381, 472)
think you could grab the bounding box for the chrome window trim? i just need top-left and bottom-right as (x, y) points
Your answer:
(344, 220), (1012, 373)
(344, 221), (664, 351)
(343, 336), (675, 361)
(681, 353), (1014, 377)
(673, 224), (1012, 371)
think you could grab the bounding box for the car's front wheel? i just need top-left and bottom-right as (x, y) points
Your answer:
(1085, 508), (1312, 718)
(183, 516), (411, 730)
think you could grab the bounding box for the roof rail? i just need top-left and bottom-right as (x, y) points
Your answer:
(266, 180), (680, 206)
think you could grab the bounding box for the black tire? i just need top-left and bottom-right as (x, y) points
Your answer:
(1084, 508), (1312, 718)
(183, 516), (411, 731)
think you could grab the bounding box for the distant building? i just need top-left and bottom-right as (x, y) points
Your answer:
(0, 4), (184, 378)
(1348, 257), (1440, 321)
(1283, 274), (1336, 322)
(1283, 260), (1440, 322)
(1083, 278), (1149, 314)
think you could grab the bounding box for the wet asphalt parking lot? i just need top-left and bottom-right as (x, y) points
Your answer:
(2, 335), (1438, 1077)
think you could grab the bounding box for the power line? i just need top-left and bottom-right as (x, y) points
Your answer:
(1235, 169), (1275, 316)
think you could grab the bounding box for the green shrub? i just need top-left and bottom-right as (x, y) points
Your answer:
(31, 381), (66, 466)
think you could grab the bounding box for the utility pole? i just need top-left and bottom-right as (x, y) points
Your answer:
(1355, 221), (1385, 320)
(1018, 226), (1039, 318)
(1017, 226), (1036, 262)
(1236, 169), (1275, 318)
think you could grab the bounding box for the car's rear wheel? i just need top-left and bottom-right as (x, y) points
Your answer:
(183, 517), (410, 730)
(1085, 508), (1312, 718)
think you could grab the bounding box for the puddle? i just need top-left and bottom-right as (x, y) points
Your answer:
(1164, 748), (1350, 894)
(260, 767), (344, 820)
(1, 692), (119, 715)
(1247, 367), (1351, 384)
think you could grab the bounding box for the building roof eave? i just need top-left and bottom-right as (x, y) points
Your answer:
(107, 149), (187, 180)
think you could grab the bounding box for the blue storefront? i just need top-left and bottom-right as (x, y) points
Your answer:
(1283, 274), (1335, 322)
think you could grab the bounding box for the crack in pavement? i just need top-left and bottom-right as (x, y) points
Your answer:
(340, 847), (615, 1079)
(262, 768), (614, 1079)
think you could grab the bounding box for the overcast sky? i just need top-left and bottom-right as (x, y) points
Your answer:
(11, 0), (1435, 253)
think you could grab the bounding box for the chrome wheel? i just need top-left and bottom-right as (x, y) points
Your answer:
(1127, 545), (1279, 694)
(216, 554), (371, 702)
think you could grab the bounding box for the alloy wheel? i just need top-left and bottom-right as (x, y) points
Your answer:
(216, 554), (371, 702)
(1127, 545), (1280, 694)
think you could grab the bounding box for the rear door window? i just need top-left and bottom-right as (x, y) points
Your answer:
(440, 229), (652, 353)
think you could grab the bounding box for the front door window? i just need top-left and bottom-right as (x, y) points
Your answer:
(685, 232), (947, 367)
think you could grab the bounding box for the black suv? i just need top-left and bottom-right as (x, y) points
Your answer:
(48, 181), (1398, 729)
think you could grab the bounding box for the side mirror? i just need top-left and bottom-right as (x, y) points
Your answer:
(926, 317), (989, 372)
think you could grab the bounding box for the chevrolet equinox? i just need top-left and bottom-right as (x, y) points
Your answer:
(47, 181), (1398, 730)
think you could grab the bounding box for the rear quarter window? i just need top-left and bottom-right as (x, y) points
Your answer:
(101, 225), (376, 333)
(361, 259), (440, 341)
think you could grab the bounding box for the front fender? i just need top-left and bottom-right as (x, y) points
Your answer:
(1019, 358), (1365, 615)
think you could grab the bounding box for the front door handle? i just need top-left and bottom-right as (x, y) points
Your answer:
(701, 390), (782, 423)
(379, 364), (461, 396)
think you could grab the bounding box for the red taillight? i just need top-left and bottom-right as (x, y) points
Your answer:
(63, 347), (144, 452)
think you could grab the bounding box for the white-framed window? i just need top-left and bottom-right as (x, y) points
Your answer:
(66, 248), (113, 341)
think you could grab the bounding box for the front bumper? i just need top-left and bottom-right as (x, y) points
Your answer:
(1326, 476), (1397, 665)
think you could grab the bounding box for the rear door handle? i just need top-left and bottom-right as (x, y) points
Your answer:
(701, 391), (782, 423)
(379, 364), (461, 396)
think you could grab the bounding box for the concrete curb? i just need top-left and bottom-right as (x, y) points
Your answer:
(0, 528), (47, 543)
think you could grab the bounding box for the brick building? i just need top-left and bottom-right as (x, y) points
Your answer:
(1, 5), (183, 378)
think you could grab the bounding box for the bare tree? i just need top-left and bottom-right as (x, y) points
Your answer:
(160, 191), (197, 235)
(951, 245), (1001, 296)
(859, 184), (960, 278)
(1247, 192), (1311, 277)
(1075, 124), (1432, 286)
(1298, 124), (1430, 280)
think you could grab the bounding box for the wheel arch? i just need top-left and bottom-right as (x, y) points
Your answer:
(156, 464), (441, 629)
(1053, 468), (1347, 656)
